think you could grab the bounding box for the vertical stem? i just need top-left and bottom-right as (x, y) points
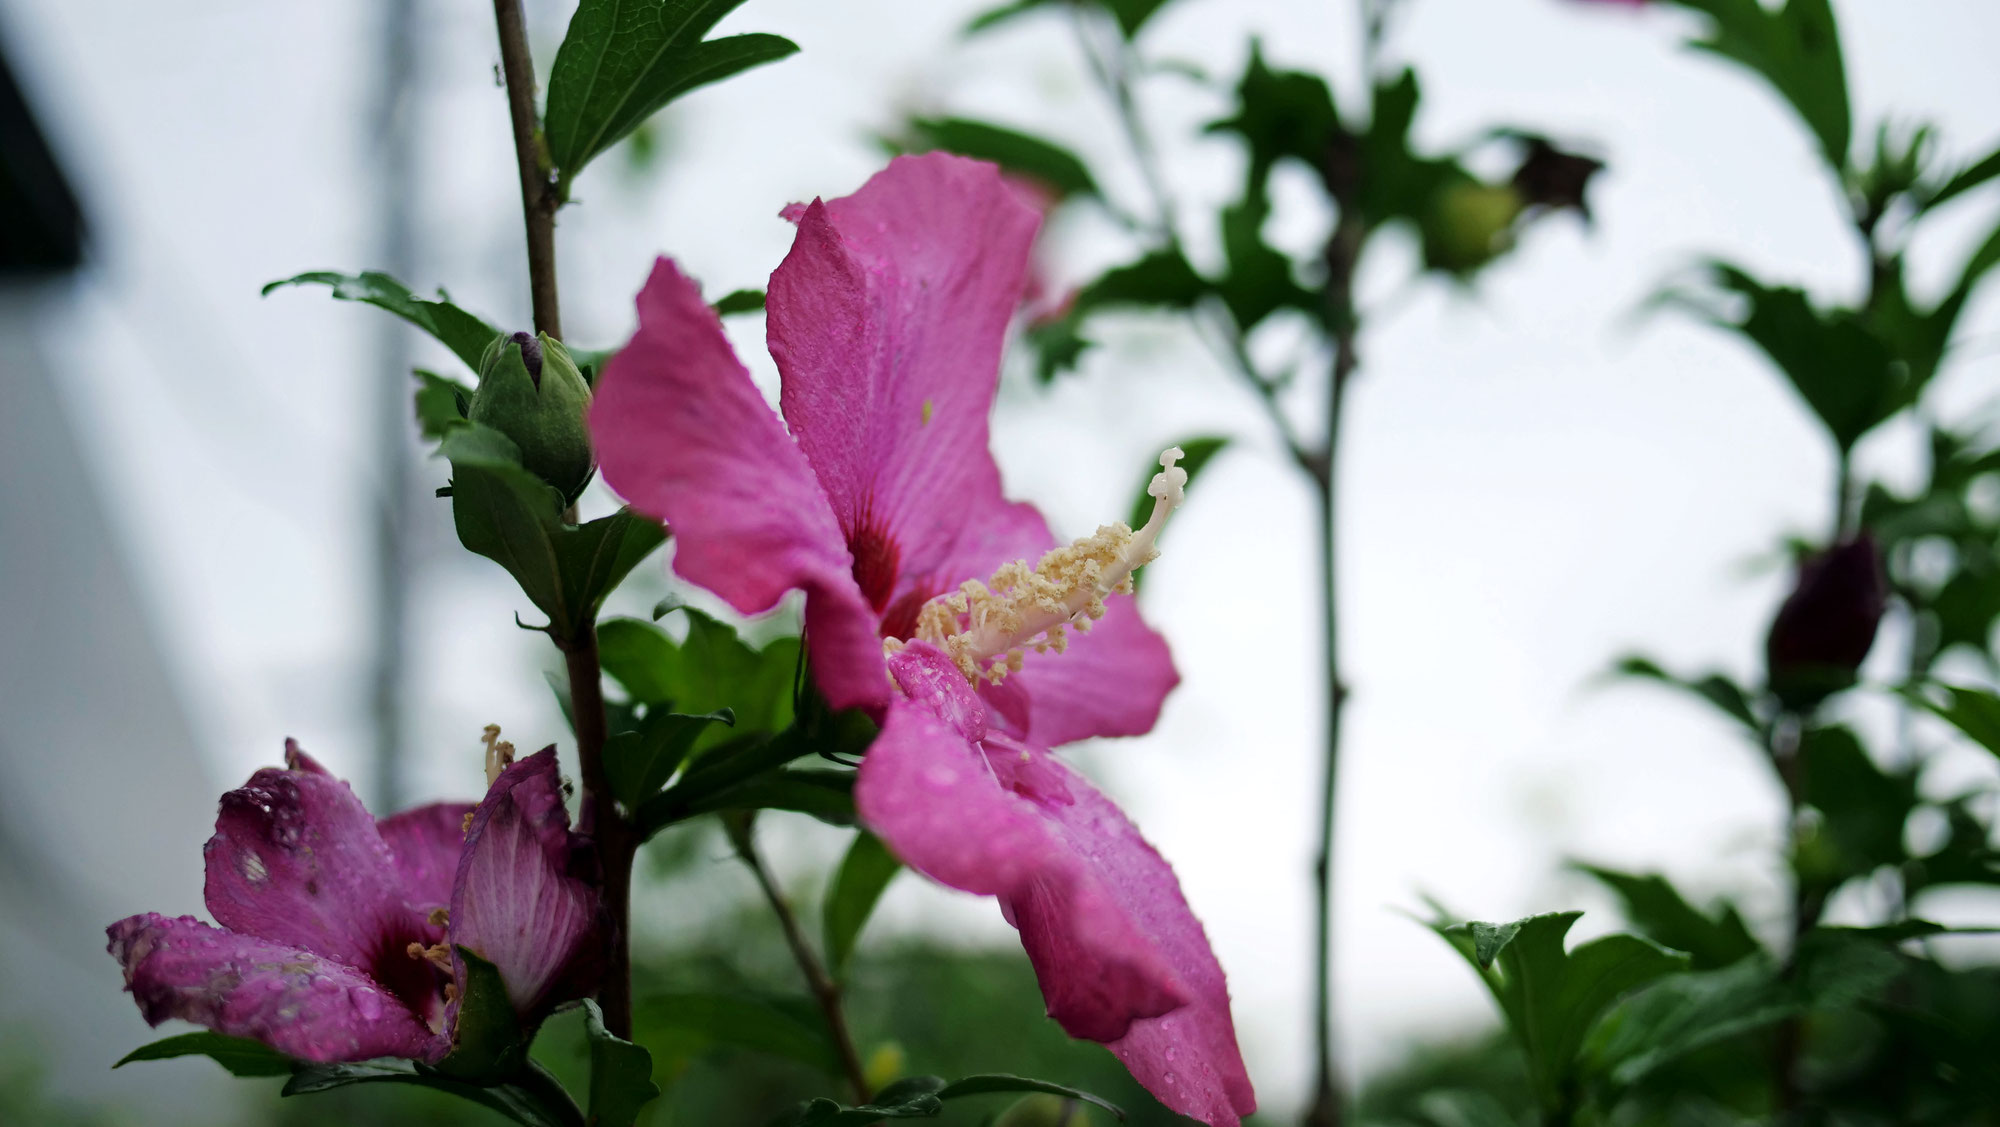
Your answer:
(491, 0), (629, 1036)
(1305, 212), (1364, 1127)
(730, 820), (872, 1103)
(1769, 713), (1819, 1117)
(493, 0), (562, 340)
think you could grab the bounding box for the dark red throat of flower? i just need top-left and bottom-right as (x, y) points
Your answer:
(847, 518), (900, 617)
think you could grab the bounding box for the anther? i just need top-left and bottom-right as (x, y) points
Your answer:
(480, 724), (516, 787)
(903, 447), (1187, 685)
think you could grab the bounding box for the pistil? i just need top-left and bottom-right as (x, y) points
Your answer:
(902, 447), (1188, 684)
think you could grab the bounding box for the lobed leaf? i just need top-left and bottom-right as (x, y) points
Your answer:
(263, 270), (499, 373)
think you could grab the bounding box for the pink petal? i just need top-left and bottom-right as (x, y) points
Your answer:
(857, 645), (1250, 1125)
(203, 757), (439, 1017)
(376, 802), (475, 923)
(590, 258), (888, 712)
(768, 154), (1041, 618)
(107, 913), (442, 1062)
(998, 595), (1180, 746)
(448, 749), (600, 1018)
(1026, 760), (1255, 1127)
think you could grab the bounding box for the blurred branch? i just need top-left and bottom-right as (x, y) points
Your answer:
(728, 817), (872, 1104)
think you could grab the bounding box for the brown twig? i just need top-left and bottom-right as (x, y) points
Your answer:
(492, 0), (562, 340)
(729, 819), (872, 1102)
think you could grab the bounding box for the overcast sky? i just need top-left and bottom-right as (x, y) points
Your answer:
(6, 0), (1999, 1116)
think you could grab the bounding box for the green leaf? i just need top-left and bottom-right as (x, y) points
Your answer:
(1206, 42), (1340, 192)
(1796, 724), (1917, 884)
(413, 369), (473, 440)
(1432, 911), (1690, 1114)
(436, 948), (525, 1083)
(1608, 655), (1760, 732)
(793, 1075), (946, 1126)
(441, 424), (666, 639)
(714, 288), (767, 315)
(263, 271), (499, 372)
(635, 711), (877, 837)
(597, 612), (800, 740)
(1680, 263), (1911, 453)
(114, 1032), (293, 1078)
(900, 116), (1098, 201)
(824, 832), (903, 977)
(1666, 0), (1851, 169)
(1913, 683), (2000, 760)
(284, 1059), (584, 1127)
(583, 999), (659, 1127)
(603, 707), (736, 808)
(545, 0), (797, 189)
(1216, 190), (1314, 328)
(634, 990), (842, 1075)
(1923, 142), (2000, 212)
(683, 766), (856, 825)
(964, 0), (1176, 39)
(936, 1075), (1124, 1118)
(1573, 864), (1761, 970)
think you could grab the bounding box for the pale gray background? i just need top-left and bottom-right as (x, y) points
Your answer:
(1, 0), (1996, 1121)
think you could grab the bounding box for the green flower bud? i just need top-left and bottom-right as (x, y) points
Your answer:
(470, 330), (596, 504)
(1423, 180), (1524, 275)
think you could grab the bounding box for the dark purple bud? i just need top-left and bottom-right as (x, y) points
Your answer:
(509, 330), (543, 387)
(1765, 535), (1888, 709)
(1510, 136), (1605, 224)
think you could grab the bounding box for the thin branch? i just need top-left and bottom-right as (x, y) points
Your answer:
(493, 0), (562, 339)
(730, 820), (872, 1103)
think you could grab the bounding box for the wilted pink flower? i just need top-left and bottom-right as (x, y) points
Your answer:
(108, 743), (600, 1063)
(589, 153), (1253, 1125)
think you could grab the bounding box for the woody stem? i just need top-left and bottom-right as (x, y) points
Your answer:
(492, 0), (631, 1038)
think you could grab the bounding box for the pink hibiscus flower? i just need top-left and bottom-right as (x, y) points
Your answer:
(589, 152), (1254, 1126)
(108, 741), (600, 1064)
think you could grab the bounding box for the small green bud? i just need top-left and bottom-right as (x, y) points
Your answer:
(470, 330), (596, 504)
(1423, 180), (1524, 275)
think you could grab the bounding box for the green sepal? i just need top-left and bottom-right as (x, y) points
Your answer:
(435, 948), (525, 1084)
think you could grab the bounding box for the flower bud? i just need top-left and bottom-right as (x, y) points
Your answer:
(470, 330), (596, 504)
(1765, 535), (1887, 710)
(1423, 181), (1524, 274)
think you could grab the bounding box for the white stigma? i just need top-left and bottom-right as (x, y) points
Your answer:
(900, 447), (1188, 685)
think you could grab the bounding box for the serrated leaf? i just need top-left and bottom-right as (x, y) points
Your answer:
(824, 832), (902, 977)
(937, 1074), (1124, 1118)
(583, 999), (658, 1127)
(1126, 437), (1226, 592)
(1573, 864), (1761, 970)
(603, 707), (736, 808)
(114, 1031), (293, 1078)
(1433, 911), (1690, 1114)
(1206, 42), (1340, 191)
(900, 116), (1097, 200)
(1667, 0), (1850, 169)
(545, 0), (797, 188)
(597, 612), (799, 739)
(264, 271), (499, 372)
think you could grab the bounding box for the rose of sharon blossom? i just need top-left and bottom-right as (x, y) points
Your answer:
(108, 742), (600, 1064)
(588, 152), (1254, 1126)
